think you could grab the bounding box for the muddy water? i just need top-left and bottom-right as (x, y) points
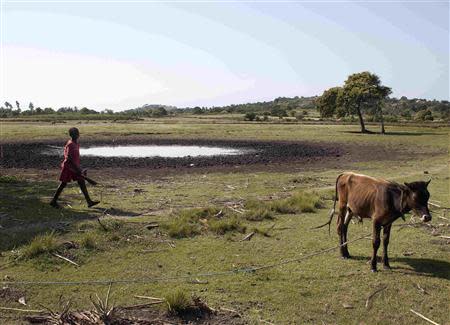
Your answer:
(71, 145), (247, 158)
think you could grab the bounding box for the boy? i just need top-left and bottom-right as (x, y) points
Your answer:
(50, 127), (100, 208)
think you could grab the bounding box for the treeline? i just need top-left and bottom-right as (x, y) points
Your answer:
(182, 96), (316, 117)
(0, 102), (174, 119)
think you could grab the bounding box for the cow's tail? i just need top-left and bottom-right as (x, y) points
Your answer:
(311, 173), (343, 234)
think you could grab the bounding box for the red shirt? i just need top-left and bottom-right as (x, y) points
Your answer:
(59, 140), (81, 182)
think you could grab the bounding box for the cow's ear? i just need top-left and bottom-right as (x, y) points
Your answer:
(426, 179), (431, 187)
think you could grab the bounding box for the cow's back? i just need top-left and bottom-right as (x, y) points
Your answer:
(337, 172), (389, 218)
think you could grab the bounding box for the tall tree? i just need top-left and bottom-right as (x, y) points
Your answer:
(316, 87), (342, 117)
(29, 102), (34, 114)
(15, 101), (20, 110)
(338, 72), (391, 133)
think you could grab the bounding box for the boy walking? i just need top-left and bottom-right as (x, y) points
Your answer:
(50, 127), (99, 208)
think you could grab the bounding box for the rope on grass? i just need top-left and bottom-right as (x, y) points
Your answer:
(0, 233), (371, 286)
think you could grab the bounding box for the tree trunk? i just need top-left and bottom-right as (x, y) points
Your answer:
(379, 106), (385, 134)
(355, 103), (367, 133)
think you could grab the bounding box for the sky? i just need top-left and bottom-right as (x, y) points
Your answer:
(0, 0), (448, 111)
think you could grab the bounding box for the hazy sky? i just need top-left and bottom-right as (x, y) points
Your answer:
(1, 1), (448, 111)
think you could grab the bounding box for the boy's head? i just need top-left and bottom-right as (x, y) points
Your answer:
(69, 127), (80, 140)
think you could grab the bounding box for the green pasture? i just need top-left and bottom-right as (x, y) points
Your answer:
(0, 120), (448, 324)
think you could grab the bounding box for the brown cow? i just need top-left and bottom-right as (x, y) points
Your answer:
(316, 172), (431, 272)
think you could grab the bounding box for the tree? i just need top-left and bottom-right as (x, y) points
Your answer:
(15, 101), (20, 109)
(244, 112), (256, 121)
(316, 87), (342, 117)
(152, 107), (168, 117)
(415, 109), (433, 121)
(338, 72), (391, 133)
(4, 101), (12, 109)
(29, 102), (34, 114)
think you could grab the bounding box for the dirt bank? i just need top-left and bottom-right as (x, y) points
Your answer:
(0, 138), (342, 170)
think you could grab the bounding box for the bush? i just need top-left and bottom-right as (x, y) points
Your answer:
(244, 208), (274, 221)
(21, 232), (59, 259)
(268, 192), (323, 214)
(97, 218), (124, 232)
(0, 175), (19, 183)
(165, 289), (191, 315)
(162, 207), (219, 238)
(80, 233), (98, 250)
(244, 112), (256, 121)
(415, 109), (434, 121)
(209, 216), (246, 235)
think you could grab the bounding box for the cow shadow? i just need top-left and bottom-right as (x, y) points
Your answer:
(349, 255), (450, 280)
(390, 257), (450, 280)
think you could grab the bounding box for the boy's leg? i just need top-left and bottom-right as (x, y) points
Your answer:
(77, 179), (99, 207)
(50, 182), (67, 207)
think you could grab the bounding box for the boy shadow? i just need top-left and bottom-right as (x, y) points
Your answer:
(91, 207), (143, 217)
(0, 178), (100, 251)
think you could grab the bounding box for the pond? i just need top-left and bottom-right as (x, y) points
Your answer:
(46, 145), (248, 158)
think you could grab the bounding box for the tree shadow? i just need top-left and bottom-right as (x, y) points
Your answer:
(341, 130), (444, 136)
(0, 178), (100, 251)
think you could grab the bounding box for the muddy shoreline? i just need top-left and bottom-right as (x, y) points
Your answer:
(0, 138), (342, 170)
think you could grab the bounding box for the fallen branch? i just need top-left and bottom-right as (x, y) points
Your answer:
(97, 218), (108, 231)
(121, 301), (164, 309)
(416, 283), (428, 295)
(0, 306), (45, 313)
(53, 253), (79, 267)
(187, 278), (209, 284)
(410, 309), (440, 325)
(141, 249), (168, 253)
(219, 307), (241, 317)
(227, 206), (245, 214)
(134, 295), (164, 301)
(241, 232), (255, 241)
(438, 235), (450, 239)
(365, 285), (387, 309)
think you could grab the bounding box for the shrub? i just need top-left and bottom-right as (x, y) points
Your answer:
(97, 218), (124, 232)
(415, 109), (434, 121)
(268, 192), (323, 214)
(209, 216), (246, 235)
(244, 112), (256, 121)
(0, 175), (19, 183)
(80, 233), (98, 250)
(21, 232), (59, 259)
(244, 208), (274, 221)
(165, 289), (191, 315)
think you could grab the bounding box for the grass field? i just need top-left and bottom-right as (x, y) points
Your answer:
(0, 117), (449, 324)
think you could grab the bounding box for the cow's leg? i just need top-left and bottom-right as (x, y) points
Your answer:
(382, 223), (392, 270)
(337, 206), (348, 258)
(342, 209), (353, 258)
(370, 221), (382, 272)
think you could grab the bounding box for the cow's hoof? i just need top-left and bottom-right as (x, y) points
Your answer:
(371, 268), (378, 273)
(383, 265), (392, 270)
(341, 255), (351, 260)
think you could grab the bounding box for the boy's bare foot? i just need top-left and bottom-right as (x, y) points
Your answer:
(50, 201), (61, 209)
(88, 200), (100, 208)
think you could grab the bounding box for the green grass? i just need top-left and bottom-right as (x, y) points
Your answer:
(165, 289), (191, 315)
(0, 121), (448, 324)
(20, 232), (59, 259)
(79, 233), (99, 250)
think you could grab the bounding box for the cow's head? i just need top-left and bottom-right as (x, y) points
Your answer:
(404, 180), (431, 222)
